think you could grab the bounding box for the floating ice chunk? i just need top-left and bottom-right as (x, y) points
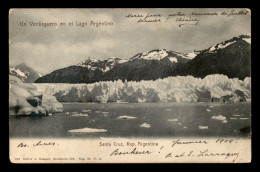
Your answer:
(72, 113), (82, 117)
(240, 118), (249, 120)
(177, 123), (182, 125)
(230, 118), (237, 120)
(102, 112), (109, 114)
(95, 111), (102, 113)
(81, 114), (89, 117)
(206, 109), (211, 112)
(183, 126), (187, 129)
(82, 110), (91, 113)
(222, 120), (227, 123)
(235, 109), (239, 111)
(232, 114), (241, 117)
(117, 115), (137, 119)
(65, 112), (70, 115)
(48, 113), (53, 116)
(71, 113), (88, 117)
(209, 106), (215, 108)
(198, 126), (208, 129)
(211, 115), (226, 121)
(168, 119), (178, 122)
(68, 128), (107, 133)
(166, 109), (171, 112)
(139, 123), (151, 128)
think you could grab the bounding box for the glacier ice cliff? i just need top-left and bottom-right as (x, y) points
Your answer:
(33, 74), (251, 103)
(9, 75), (63, 116)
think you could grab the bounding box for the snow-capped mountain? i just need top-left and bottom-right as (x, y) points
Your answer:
(75, 49), (196, 73)
(171, 34), (251, 80)
(101, 49), (195, 82)
(9, 63), (42, 83)
(129, 49), (196, 62)
(76, 57), (126, 72)
(35, 33), (251, 83)
(208, 33), (251, 53)
(35, 49), (195, 83)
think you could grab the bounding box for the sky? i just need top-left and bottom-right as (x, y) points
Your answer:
(9, 8), (251, 74)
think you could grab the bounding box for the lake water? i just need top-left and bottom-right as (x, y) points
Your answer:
(9, 102), (251, 138)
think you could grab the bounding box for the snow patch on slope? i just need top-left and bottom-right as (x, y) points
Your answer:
(171, 51), (196, 60)
(169, 57), (178, 63)
(10, 67), (28, 81)
(242, 38), (251, 44)
(77, 57), (122, 72)
(209, 41), (237, 52)
(141, 49), (168, 60)
(185, 52), (197, 59)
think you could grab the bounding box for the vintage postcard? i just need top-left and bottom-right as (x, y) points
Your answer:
(9, 8), (251, 163)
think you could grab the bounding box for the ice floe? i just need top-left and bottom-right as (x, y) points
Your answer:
(117, 115), (137, 119)
(139, 123), (151, 128)
(68, 127), (107, 133)
(168, 119), (178, 122)
(72, 113), (88, 117)
(82, 109), (91, 113)
(240, 118), (249, 120)
(211, 115), (226, 121)
(232, 114), (242, 117)
(211, 115), (228, 123)
(198, 126), (208, 129)
(206, 109), (211, 112)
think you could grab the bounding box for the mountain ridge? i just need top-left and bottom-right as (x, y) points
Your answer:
(9, 63), (42, 83)
(35, 49), (195, 83)
(35, 34), (251, 83)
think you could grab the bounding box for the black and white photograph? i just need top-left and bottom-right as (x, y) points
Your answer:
(9, 8), (251, 163)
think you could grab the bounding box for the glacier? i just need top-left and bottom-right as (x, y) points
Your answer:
(32, 74), (251, 103)
(9, 75), (63, 116)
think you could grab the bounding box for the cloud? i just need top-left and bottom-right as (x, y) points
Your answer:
(10, 38), (119, 74)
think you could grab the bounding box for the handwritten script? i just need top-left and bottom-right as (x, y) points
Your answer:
(125, 9), (249, 27)
(106, 138), (241, 162)
(13, 137), (248, 163)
